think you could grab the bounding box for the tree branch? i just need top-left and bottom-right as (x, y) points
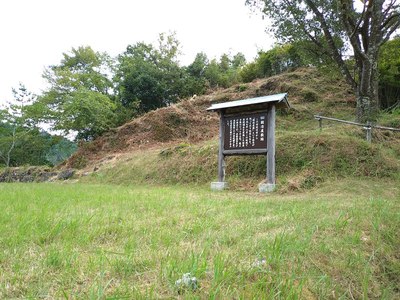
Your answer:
(381, 12), (400, 30)
(369, 0), (386, 50)
(281, 0), (325, 49)
(382, 0), (398, 19)
(359, 0), (375, 52)
(304, 0), (357, 89)
(381, 17), (400, 44)
(5, 126), (17, 167)
(338, 0), (366, 58)
(351, 0), (367, 39)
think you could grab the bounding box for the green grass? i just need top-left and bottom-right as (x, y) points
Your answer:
(0, 180), (399, 299)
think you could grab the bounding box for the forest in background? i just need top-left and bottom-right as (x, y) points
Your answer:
(1, 30), (399, 167)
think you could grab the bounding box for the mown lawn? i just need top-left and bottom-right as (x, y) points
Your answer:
(0, 180), (399, 299)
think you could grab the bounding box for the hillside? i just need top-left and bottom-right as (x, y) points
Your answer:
(65, 67), (400, 190)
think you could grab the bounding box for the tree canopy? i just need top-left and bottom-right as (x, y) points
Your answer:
(31, 46), (118, 140)
(378, 35), (400, 109)
(116, 33), (246, 113)
(116, 39), (183, 112)
(240, 43), (305, 82)
(247, 0), (400, 121)
(0, 84), (76, 167)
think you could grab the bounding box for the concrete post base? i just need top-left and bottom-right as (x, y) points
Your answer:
(211, 182), (228, 191)
(258, 183), (276, 193)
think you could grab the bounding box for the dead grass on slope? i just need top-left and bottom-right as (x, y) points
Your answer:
(65, 68), (357, 171)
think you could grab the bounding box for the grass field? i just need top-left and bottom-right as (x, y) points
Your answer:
(0, 180), (399, 299)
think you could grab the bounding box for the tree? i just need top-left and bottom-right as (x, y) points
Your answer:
(232, 52), (247, 69)
(378, 35), (400, 109)
(45, 138), (77, 166)
(247, 0), (400, 121)
(3, 129), (68, 166)
(239, 43), (306, 82)
(203, 53), (246, 88)
(32, 46), (118, 140)
(0, 112), (17, 167)
(0, 84), (35, 167)
(185, 52), (209, 94)
(116, 33), (188, 113)
(204, 58), (223, 87)
(187, 52), (209, 78)
(0, 119), (74, 167)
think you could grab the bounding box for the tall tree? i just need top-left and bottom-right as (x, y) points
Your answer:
(185, 52), (209, 94)
(0, 84), (35, 167)
(187, 52), (209, 78)
(203, 53), (246, 88)
(116, 33), (187, 112)
(0, 111), (17, 167)
(247, 0), (400, 121)
(32, 46), (117, 140)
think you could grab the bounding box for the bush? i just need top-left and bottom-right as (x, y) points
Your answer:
(301, 88), (319, 102)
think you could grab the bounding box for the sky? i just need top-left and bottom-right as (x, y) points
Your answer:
(0, 0), (274, 106)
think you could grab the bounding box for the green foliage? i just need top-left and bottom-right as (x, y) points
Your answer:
(0, 84), (38, 166)
(379, 37), (400, 88)
(116, 33), (188, 112)
(0, 121), (17, 166)
(0, 123), (74, 167)
(378, 36), (400, 110)
(0, 83), (77, 167)
(247, 0), (345, 55)
(45, 139), (77, 166)
(203, 59), (222, 87)
(247, 0), (400, 121)
(187, 52), (208, 78)
(8, 129), (48, 166)
(117, 33), (246, 112)
(185, 52), (209, 94)
(59, 89), (116, 140)
(32, 46), (118, 140)
(10, 131), (60, 167)
(239, 62), (260, 82)
(240, 43), (306, 82)
(204, 53), (246, 88)
(258, 44), (302, 76)
(9, 83), (37, 126)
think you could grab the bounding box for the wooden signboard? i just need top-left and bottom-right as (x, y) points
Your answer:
(207, 93), (290, 192)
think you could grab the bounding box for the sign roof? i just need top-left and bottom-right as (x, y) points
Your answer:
(206, 93), (290, 111)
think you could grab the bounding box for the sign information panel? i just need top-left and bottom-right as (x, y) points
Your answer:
(223, 112), (267, 151)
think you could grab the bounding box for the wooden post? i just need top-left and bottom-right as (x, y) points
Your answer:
(365, 121), (372, 143)
(218, 112), (225, 182)
(267, 105), (276, 185)
(317, 113), (322, 131)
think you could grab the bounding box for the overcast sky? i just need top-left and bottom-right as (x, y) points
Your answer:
(0, 0), (274, 106)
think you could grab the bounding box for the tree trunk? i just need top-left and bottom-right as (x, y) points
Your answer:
(5, 126), (17, 167)
(356, 53), (380, 122)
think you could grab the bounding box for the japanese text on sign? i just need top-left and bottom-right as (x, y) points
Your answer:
(224, 113), (267, 150)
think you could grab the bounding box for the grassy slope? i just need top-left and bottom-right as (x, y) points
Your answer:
(80, 129), (399, 191)
(65, 67), (400, 190)
(0, 181), (399, 299)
